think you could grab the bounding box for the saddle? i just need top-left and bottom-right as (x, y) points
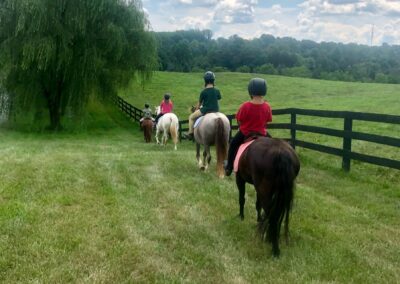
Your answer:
(194, 112), (225, 129)
(194, 116), (204, 128)
(233, 133), (271, 173)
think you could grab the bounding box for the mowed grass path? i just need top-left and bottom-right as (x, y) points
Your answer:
(1, 105), (399, 282)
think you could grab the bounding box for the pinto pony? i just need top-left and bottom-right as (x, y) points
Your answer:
(235, 137), (300, 257)
(155, 109), (179, 150)
(194, 113), (230, 178)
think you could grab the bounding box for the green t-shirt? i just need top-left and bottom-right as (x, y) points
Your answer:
(199, 87), (221, 114)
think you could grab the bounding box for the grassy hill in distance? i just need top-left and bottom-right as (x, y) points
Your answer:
(120, 71), (400, 118)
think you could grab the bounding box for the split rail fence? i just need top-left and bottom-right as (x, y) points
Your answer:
(115, 96), (400, 171)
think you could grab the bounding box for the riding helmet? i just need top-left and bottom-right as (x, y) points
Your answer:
(145, 103), (149, 108)
(248, 78), (267, 97)
(204, 71), (215, 85)
(164, 93), (171, 100)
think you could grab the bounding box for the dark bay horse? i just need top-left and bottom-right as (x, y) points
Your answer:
(235, 137), (300, 257)
(141, 119), (153, 143)
(194, 113), (230, 178)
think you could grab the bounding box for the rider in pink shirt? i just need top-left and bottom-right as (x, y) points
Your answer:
(155, 93), (173, 125)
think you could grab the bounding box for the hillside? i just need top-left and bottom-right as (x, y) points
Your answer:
(120, 72), (400, 117)
(121, 71), (400, 161)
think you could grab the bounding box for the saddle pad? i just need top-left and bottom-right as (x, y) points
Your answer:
(194, 116), (204, 128)
(234, 139), (256, 173)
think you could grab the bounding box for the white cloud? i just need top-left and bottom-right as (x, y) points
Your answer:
(213, 0), (258, 24)
(142, 0), (400, 45)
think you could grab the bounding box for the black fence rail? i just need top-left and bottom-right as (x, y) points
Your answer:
(114, 96), (400, 171)
(114, 96), (144, 122)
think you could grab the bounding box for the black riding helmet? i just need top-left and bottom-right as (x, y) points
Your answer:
(248, 78), (267, 97)
(145, 103), (149, 108)
(164, 93), (171, 100)
(204, 71), (215, 85)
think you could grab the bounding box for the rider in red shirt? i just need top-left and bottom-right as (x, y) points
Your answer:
(225, 78), (272, 176)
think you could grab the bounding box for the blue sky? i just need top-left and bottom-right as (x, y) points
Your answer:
(141, 0), (400, 45)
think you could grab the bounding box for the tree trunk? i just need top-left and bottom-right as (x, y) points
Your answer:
(44, 81), (63, 131)
(48, 98), (61, 130)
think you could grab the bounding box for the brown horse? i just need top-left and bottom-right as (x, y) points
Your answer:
(235, 137), (300, 257)
(141, 119), (153, 143)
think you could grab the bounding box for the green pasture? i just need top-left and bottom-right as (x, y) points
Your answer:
(121, 71), (400, 161)
(1, 73), (399, 283)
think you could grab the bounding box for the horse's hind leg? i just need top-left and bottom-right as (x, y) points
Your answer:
(256, 193), (262, 222)
(236, 174), (246, 220)
(163, 132), (168, 146)
(155, 129), (160, 144)
(203, 145), (210, 170)
(196, 143), (203, 169)
(284, 212), (290, 245)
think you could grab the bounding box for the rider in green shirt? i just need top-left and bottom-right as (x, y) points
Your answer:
(185, 71), (221, 140)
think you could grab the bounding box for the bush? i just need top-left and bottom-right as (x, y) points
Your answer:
(236, 65), (251, 73)
(254, 63), (277, 75)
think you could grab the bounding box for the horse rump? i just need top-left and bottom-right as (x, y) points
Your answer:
(239, 138), (300, 257)
(142, 119), (153, 143)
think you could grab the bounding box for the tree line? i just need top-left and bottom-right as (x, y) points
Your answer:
(155, 30), (400, 84)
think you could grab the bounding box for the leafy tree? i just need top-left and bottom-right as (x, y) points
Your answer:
(152, 29), (400, 85)
(0, 0), (156, 130)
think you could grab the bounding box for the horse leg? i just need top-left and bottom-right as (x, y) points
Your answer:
(163, 131), (168, 146)
(236, 174), (246, 220)
(256, 193), (262, 222)
(155, 129), (160, 144)
(196, 143), (203, 169)
(203, 145), (210, 170)
(284, 211), (290, 245)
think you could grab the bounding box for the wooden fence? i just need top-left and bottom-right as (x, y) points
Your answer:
(114, 96), (400, 171)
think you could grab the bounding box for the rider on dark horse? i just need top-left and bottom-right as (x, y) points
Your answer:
(140, 103), (154, 129)
(224, 78), (273, 176)
(184, 71), (222, 140)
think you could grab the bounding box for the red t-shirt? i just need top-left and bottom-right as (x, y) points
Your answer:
(160, 100), (173, 114)
(236, 101), (272, 136)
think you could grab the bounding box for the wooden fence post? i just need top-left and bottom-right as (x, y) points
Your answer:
(179, 121), (183, 140)
(290, 110), (296, 149)
(228, 115), (233, 141)
(342, 116), (353, 171)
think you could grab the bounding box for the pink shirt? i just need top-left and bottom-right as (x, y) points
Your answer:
(160, 100), (173, 114)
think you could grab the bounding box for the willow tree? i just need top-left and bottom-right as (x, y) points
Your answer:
(0, 0), (157, 130)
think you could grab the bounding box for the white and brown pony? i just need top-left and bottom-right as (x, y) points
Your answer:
(194, 112), (230, 178)
(155, 106), (179, 150)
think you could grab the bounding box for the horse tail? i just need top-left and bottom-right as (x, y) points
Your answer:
(215, 117), (228, 177)
(267, 149), (297, 256)
(169, 117), (178, 147)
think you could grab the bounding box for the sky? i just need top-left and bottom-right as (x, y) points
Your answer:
(141, 0), (400, 46)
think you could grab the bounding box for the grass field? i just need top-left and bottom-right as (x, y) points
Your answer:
(1, 73), (399, 283)
(121, 71), (400, 161)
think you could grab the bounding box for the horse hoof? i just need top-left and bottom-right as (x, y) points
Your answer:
(200, 166), (205, 171)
